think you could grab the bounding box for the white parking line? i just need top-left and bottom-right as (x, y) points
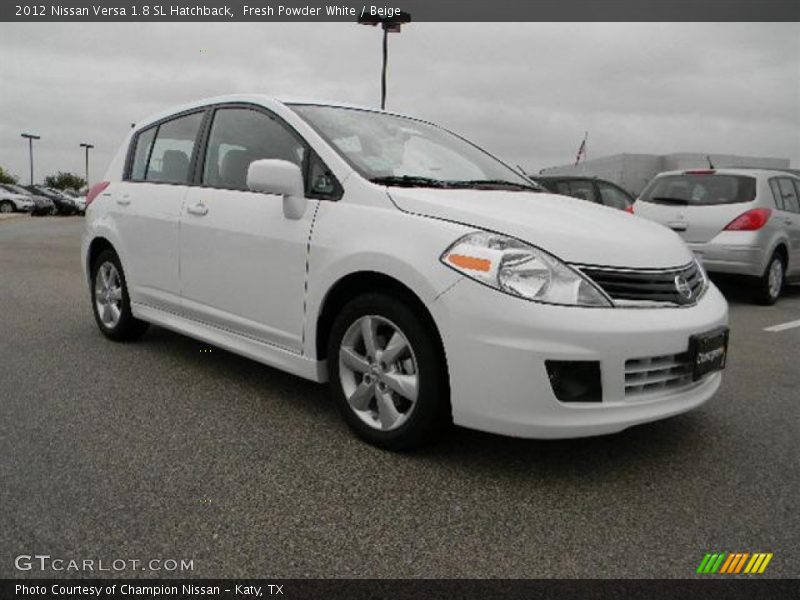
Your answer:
(763, 319), (800, 332)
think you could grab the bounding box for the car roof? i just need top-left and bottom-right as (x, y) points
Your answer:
(536, 175), (601, 181)
(656, 167), (800, 178)
(133, 94), (404, 131)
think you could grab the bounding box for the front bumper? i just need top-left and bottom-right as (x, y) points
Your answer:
(688, 232), (767, 277)
(431, 278), (729, 439)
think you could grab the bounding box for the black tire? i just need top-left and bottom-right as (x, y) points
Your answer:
(0, 200), (14, 214)
(90, 249), (149, 341)
(327, 293), (449, 451)
(754, 251), (785, 305)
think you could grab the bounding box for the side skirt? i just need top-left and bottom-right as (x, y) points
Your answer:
(132, 302), (328, 383)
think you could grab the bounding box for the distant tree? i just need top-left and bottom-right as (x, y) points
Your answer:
(43, 171), (86, 191)
(0, 166), (18, 185)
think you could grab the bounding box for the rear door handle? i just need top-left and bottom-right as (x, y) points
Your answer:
(186, 203), (208, 216)
(116, 195), (131, 206)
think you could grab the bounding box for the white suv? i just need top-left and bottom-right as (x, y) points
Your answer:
(83, 95), (729, 449)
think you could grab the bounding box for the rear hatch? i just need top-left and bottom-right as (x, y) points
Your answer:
(634, 171), (757, 243)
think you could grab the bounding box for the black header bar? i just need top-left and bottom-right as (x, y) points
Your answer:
(3, 0), (800, 22)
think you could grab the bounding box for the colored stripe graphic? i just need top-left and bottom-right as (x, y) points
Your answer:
(696, 554), (712, 574)
(719, 554), (736, 574)
(699, 552), (772, 574)
(710, 553), (726, 573)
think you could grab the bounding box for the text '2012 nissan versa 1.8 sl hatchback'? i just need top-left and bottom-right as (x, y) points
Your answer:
(82, 96), (729, 450)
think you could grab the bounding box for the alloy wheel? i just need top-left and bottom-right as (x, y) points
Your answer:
(338, 315), (419, 431)
(94, 261), (123, 329)
(768, 258), (783, 300)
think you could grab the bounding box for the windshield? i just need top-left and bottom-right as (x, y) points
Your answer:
(640, 174), (756, 206)
(290, 105), (532, 189)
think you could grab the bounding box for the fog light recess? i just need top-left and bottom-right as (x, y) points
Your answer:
(545, 360), (602, 403)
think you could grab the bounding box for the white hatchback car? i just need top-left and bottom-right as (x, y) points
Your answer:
(83, 95), (729, 449)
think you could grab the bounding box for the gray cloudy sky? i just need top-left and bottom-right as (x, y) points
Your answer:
(0, 22), (798, 185)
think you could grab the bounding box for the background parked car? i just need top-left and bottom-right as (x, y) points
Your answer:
(0, 185), (34, 214)
(534, 175), (635, 211)
(633, 168), (800, 304)
(61, 189), (86, 213)
(0, 184), (55, 215)
(48, 187), (85, 214)
(26, 185), (79, 215)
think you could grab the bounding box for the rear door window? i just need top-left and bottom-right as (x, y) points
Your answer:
(129, 111), (204, 184)
(776, 178), (800, 213)
(769, 179), (786, 210)
(640, 174), (756, 206)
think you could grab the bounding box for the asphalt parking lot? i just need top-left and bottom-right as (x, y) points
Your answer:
(1, 217), (798, 579)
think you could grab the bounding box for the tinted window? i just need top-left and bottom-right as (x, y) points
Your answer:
(776, 178), (800, 213)
(640, 174), (756, 206)
(567, 180), (597, 203)
(145, 112), (204, 184)
(769, 179), (785, 210)
(202, 108), (306, 190)
(597, 182), (633, 210)
(130, 126), (157, 181)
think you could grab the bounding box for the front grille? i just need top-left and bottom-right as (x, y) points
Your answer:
(578, 262), (705, 306)
(625, 352), (694, 398)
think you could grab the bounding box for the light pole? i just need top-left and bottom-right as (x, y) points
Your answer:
(21, 133), (41, 185)
(358, 11), (411, 110)
(80, 143), (94, 188)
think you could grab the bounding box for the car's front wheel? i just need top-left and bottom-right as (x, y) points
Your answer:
(754, 251), (785, 305)
(327, 293), (449, 451)
(90, 249), (149, 341)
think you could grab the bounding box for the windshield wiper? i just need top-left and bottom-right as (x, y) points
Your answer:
(369, 175), (450, 188)
(445, 179), (542, 192)
(648, 196), (689, 205)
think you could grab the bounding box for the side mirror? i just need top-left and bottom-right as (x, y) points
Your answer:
(246, 159), (308, 220)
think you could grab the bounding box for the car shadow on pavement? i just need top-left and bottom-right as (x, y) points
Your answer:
(133, 324), (723, 481)
(711, 275), (800, 306)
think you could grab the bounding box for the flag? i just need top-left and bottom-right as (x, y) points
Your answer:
(575, 132), (588, 166)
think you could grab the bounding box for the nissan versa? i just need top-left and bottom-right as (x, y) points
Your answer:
(82, 95), (729, 449)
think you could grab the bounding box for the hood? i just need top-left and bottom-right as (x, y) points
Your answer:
(387, 188), (693, 269)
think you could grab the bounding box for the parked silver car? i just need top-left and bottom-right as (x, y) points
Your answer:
(0, 185), (34, 213)
(0, 184), (55, 216)
(633, 168), (800, 304)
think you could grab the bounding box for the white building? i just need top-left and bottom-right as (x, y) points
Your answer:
(537, 153), (791, 196)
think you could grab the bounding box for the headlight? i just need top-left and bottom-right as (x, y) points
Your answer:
(441, 232), (613, 307)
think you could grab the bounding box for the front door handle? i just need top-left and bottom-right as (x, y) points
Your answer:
(186, 203), (208, 216)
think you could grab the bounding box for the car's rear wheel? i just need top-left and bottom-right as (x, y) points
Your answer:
(754, 251), (785, 305)
(0, 200), (14, 213)
(327, 293), (449, 451)
(90, 249), (149, 341)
